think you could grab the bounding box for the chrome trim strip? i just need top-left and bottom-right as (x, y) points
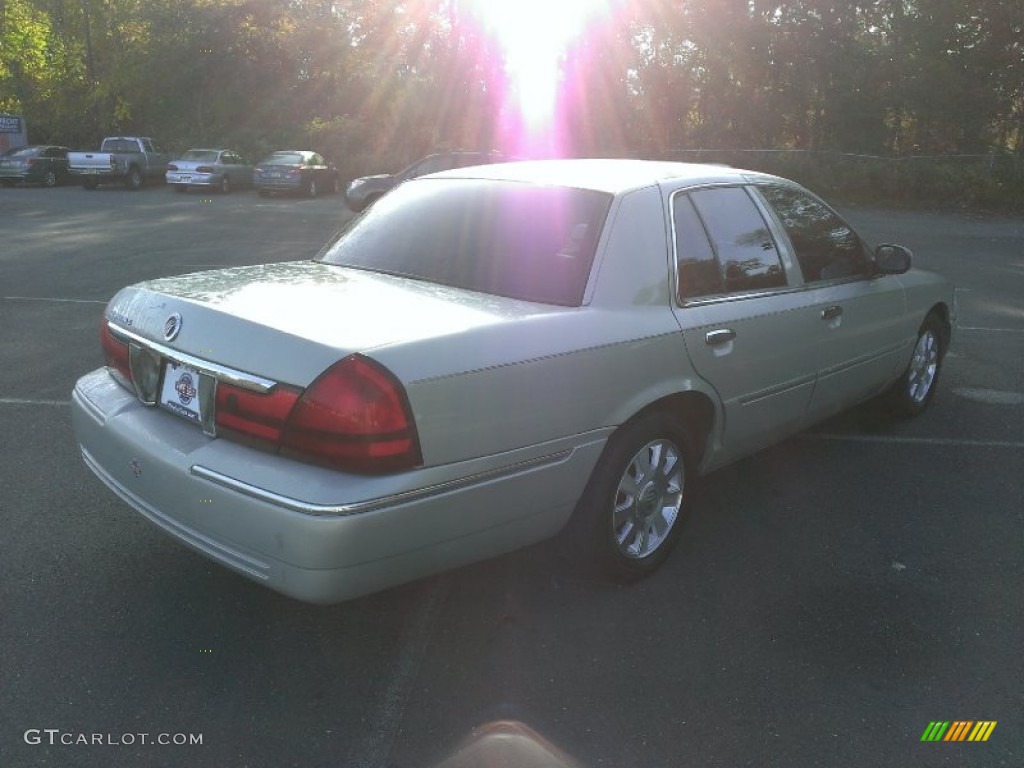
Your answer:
(737, 373), (816, 405)
(818, 342), (905, 378)
(108, 321), (276, 393)
(190, 449), (574, 517)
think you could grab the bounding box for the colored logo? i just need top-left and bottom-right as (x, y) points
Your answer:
(921, 721), (997, 742)
(163, 312), (183, 341)
(175, 372), (197, 405)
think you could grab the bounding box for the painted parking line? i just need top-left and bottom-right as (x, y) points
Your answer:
(806, 433), (1024, 449)
(957, 326), (1024, 333)
(0, 397), (71, 407)
(351, 576), (448, 768)
(3, 296), (106, 304)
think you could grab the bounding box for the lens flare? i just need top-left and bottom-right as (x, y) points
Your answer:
(464, 0), (612, 152)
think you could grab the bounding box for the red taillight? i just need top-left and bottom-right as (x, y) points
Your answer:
(100, 319), (132, 385)
(195, 165), (215, 173)
(281, 355), (422, 473)
(26, 158), (37, 166)
(215, 383), (300, 445)
(167, 163), (178, 171)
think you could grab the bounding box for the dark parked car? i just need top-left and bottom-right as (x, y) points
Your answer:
(0, 145), (70, 187)
(253, 150), (338, 197)
(345, 149), (504, 212)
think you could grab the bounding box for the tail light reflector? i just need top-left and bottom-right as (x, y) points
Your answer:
(167, 163), (179, 171)
(100, 319), (133, 385)
(215, 383), (300, 445)
(195, 165), (215, 173)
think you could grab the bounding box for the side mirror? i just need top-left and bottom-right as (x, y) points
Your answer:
(875, 243), (912, 275)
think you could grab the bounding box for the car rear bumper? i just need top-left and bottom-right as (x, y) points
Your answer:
(166, 172), (219, 187)
(0, 169), (34, 182)
(254, 178), (303, 191)
(72, 369), (601, 603)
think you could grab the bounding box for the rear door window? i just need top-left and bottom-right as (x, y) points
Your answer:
(674, 186), (786, 300)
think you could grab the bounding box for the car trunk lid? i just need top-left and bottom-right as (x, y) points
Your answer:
(104, 260), (547, 388)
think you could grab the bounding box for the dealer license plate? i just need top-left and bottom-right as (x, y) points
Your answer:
(160, 361), (205, 424)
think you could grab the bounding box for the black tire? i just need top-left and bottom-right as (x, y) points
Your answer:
(306, 178), (318, 198)
(564, 410), (694, 582)
(82, 178), (99, 190)
(885, 314), (946, 417)
(218, 175), (230, 194)
(125, 167), (143, 190)
(44, 170), (58, 188)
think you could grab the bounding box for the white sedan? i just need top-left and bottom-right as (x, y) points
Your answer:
(72, 159), (955, 603)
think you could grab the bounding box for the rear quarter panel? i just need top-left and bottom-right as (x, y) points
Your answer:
(373, 186), (719, 467)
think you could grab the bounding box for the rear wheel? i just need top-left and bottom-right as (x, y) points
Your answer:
(306, 178), (318, 198)
(125, 167), (143, 190)
(565, 411), (694, 581)
(82, 178), (99, 190)
(219, 175), (230, 194)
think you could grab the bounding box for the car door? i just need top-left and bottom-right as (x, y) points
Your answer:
(754, 184), (907, 420)
(670, 185), (821, 466)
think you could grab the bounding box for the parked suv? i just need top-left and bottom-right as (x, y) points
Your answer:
(345, 150), (504, 212)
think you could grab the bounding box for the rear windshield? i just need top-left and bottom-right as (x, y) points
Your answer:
(7, 147), (40, 157)
(262, 152), (304, 165)
(181, 150), (219, 162)
(318, 178), (612, 306)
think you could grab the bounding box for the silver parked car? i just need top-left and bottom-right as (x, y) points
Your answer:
(72, 160), (955, 603)
(166, 148), (253, 193)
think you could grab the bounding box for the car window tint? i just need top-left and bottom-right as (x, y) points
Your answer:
(759, 185), (870, 282)
(673, 194), (722, 299)
(183, 150), (219, 162)
(319, 178), (612, 306)
(689, 187), (786, 294)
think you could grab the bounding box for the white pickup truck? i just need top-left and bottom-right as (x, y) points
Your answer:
(68, 137), (169, 190)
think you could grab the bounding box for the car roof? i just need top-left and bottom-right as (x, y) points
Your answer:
(430, 158), (775, 195)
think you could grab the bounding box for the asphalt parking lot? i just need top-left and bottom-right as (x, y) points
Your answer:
(1, 183), (1021, 768)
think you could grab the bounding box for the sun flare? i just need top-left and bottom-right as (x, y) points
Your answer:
(464, 0), (612, 141)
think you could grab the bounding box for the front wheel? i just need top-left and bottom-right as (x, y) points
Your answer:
(886, 315), (946, 417)
(305, 178), (318, 198)
(565, 411), (693, 581)
(44, 170), (58, 187)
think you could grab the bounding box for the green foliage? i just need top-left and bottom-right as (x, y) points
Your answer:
(4, 0), (1023, 209)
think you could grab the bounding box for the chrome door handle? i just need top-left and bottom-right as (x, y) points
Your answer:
(705, 329), (737, 345)
(821, 305), (843, 320)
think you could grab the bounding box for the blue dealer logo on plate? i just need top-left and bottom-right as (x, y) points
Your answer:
(175, 372), (197, 405)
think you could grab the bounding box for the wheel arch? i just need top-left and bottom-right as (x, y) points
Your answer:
(924, 302), (952, 353)
(612, 388), (718, 467)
